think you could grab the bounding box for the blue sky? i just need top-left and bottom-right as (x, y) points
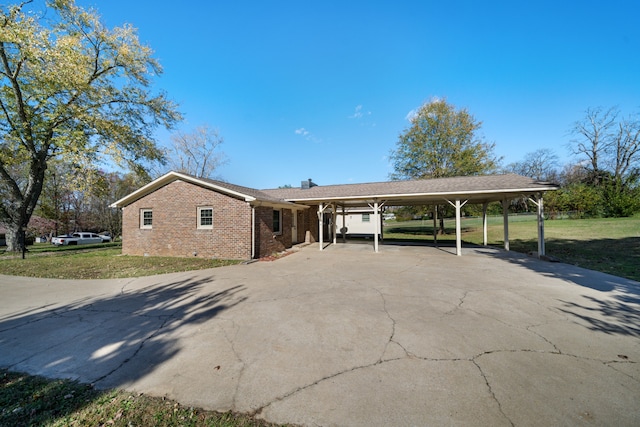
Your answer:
(77, 0), (639, 189)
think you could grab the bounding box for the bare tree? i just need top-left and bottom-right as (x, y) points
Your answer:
(506, 148), (559, 182)
(569, 107), (629, 185)
(609, 114), (640, 183)
(166, 125), (227, 178)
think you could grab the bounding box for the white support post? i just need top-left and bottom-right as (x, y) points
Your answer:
(374, 200), (379, 253)
(538, 196), (545, 257)
(332, 204), (337, 245)
(446, 199), (468, 256)
(528, 194), (546, 258)
(318, 203), (324, 251)
(433, 204), (438, 245)
(455, 199), (462, 256)
(502, 199), (510, 251)
(341, 204), (346, 243)
(482, 202), (488, 246)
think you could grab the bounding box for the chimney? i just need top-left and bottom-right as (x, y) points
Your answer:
(301, 178), (317, 189)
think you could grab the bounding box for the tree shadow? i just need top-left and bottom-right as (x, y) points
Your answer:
(0, 275), (247, 402)
(474, 243), (640, 337)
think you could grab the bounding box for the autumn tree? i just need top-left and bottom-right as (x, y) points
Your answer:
(165, 125), (227, 178)
(0, 0), (181, 252)
(390, 98), (500, 180)
(389, 98), (500, 232)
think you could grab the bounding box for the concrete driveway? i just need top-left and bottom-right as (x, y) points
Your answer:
(1, 244), (639, 426)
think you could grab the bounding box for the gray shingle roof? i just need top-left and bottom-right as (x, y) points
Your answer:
(261, 174), (557, 205)
(112, 171), (557, 209)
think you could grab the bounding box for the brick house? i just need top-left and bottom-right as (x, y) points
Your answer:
(111, 172), (316, 260)
(112, 171), (557, 260)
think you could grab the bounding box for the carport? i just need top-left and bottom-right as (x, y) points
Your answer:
(266, 174), (558, 257)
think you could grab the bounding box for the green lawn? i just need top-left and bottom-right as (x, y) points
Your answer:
(384, 214), (640, 282)
(0, 244), (241, 279)
(0, 369), (278, 427)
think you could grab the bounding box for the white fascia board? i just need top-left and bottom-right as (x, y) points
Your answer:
(284, 186), (559, 204)
(251, 200), (309, 210)
(109, 171), (257, 208)
(109, 171), (176, 208)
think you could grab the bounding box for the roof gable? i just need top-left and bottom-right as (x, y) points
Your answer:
(110, 171), (300, 208)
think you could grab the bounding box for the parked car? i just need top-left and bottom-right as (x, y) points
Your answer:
(52, 232), (105, 246)
(51, 234), (73, 245)
(97, 232), (112, 242)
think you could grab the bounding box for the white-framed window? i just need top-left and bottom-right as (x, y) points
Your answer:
(362, 213), (370, 222)
(198, 207), (213, 229)
(273, 209), (282, 234)
(140, 209), (153, 229)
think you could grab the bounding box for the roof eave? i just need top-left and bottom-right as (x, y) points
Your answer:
(282, 185), (559, 204)
(109, 171), (257, 208)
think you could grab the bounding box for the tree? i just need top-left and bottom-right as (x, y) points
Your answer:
(0, 0), (181, 252)
(389, 98), (500, 180)
(165, 125), (226, 178)
(82, 171), (147, 238)
(506, 148), (560, 182)
(389, 98), (500, 233)
(569, 107), (640, 217)
(570, 106), (640, 186)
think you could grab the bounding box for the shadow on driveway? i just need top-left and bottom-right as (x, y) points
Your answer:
(0, 275), (247, 387)
(475, 247), (640, 338)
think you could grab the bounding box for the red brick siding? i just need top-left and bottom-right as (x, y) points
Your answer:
(254, 206), (294, 258)
(121, 180), (252, 259)
(301, 206), (319, 243)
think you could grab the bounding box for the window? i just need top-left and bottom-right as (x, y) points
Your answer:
(198, 207), (213, 229)
(362, 213), (370, 222)
(273, 209), (282, 234)
(140, 209), (153, 229)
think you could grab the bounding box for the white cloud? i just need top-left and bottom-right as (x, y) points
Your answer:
(294, 127), (321, 143)
(350, 105), (363, 119)
(349, 104), (371, 119)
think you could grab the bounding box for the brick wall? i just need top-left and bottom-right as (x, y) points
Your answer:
(122, 180), (252, 259)
(253, 206), (293, 258)
(302, 206), (319, 243)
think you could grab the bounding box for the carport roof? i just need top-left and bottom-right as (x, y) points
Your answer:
(111, 172), (558, 210)
(262, 174), (558, 207)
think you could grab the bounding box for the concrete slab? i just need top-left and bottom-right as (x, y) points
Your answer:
(1, 243), (639, 426)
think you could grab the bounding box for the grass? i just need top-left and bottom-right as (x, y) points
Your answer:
(0, 244), (241, 279)
(0, 369), (278, 427)
(384, 214), (640, 282)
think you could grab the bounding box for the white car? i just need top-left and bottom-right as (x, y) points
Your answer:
(52, 232), (105, 246)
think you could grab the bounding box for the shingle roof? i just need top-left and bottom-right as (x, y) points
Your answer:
(195, 176), (288, 205)
(110, 171), (300, 208)
(111, 172), (557, 209)
(261, 174), (557, 205)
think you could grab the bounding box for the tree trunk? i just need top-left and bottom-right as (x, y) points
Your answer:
(4, 223), (23, 253)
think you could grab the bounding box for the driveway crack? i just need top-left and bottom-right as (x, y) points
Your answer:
(252, 357), (402, 417)
(472, 355), (515, 427)
(90, 312), (176, 385)
(373, 288), (410, 360)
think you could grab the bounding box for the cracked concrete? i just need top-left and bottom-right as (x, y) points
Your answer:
(1, 244), (639, 426)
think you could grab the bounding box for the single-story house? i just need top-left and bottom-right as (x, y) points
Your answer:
(110, 171), (558, 259)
